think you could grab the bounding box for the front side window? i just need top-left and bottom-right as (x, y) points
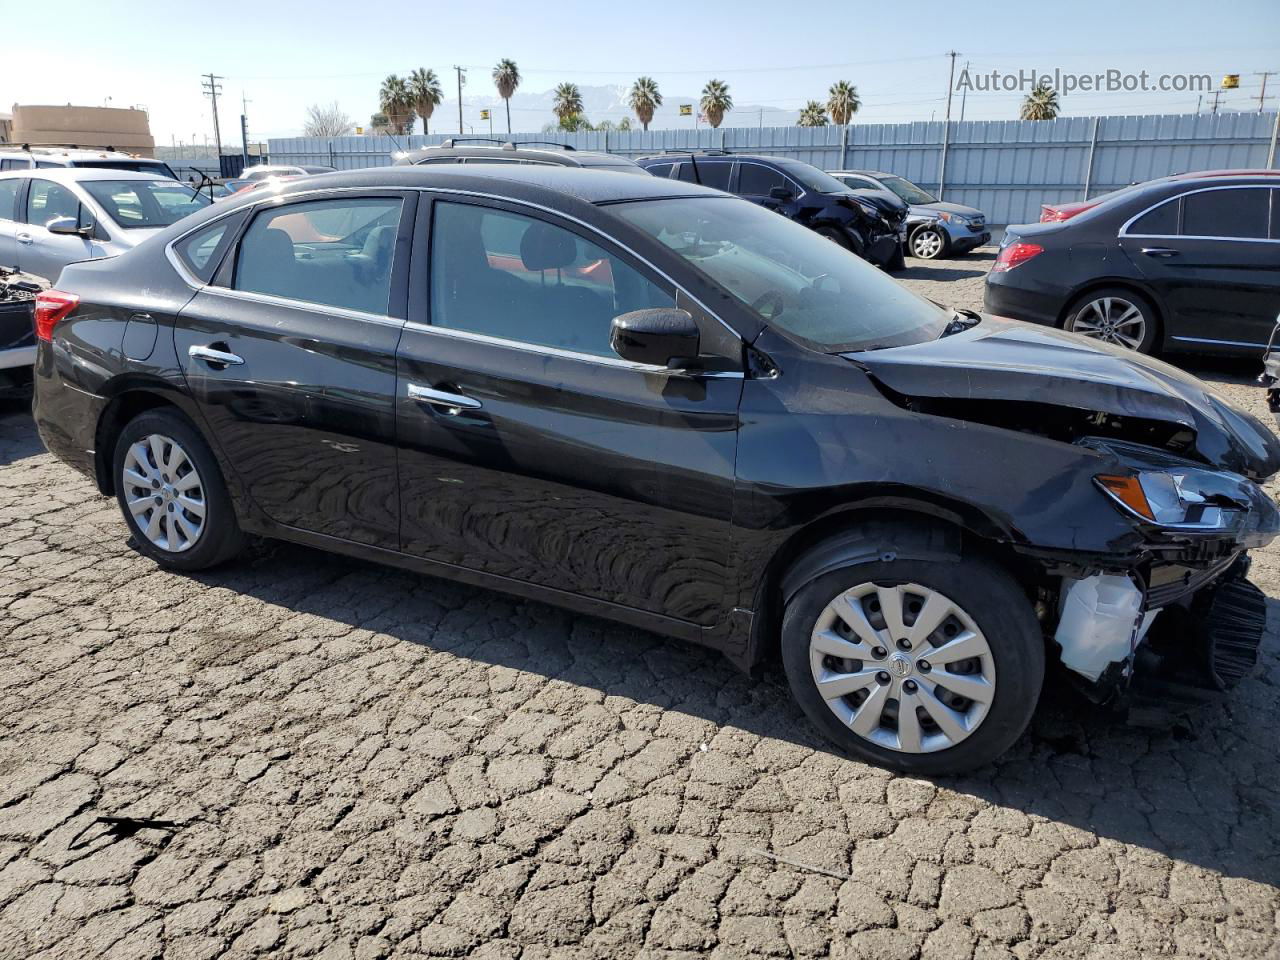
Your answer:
(26, 179), (84, 227)
(234, 197), (402, 314)
(0, 179), (19, 221)
(81, 180), (210, 229)
(614, 196), (947, 352)
(430, 200), (674, 358)
(1181, 188), (1269, 240)
(738, 163), (788, 196)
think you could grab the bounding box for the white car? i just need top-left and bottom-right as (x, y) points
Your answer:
(0, 145), (178, 179)
(239, 163), (336, 181)
(0, 168), (210, 373)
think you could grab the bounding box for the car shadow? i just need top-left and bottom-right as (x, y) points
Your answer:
(896, 264), (989, 282)
(186, 535), (1280, 889)
(0, 400), (44, 466)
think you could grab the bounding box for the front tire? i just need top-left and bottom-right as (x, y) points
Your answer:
(112, 408), (244, 571)
(781, 554), (1044, 775)
(909, 226), (948, 260)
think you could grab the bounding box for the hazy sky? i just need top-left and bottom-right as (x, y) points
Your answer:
(5, 0), (1278, 146)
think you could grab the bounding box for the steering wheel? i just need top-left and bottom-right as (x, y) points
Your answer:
(750, 289), (785, 318)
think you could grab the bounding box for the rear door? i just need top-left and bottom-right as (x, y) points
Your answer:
(0, 177), (22, 267)
(394, 194), (744, 625)
(1120, 185), (1280, 350)
(18, 178), (101, 284)
(173, 190), (414, 549)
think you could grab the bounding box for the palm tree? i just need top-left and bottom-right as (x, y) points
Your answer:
(552, 83), (584, 127)
(629, 76), (662, 131)
(700, 79), (732, 129)
(827, 81), (861, 125)
(492, 59), (521, 135)
(1020, 82), (1061, 120)
(797, 101), (829, 127)
(379, 74), (415, 135)
(407, 68), (443, 135)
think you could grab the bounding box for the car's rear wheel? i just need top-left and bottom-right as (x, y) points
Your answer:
(781, 554), (1044, 774)
(910, 226), (947, 260)
(112, 408), (244, 570)
(1063, 287), (1159, 353)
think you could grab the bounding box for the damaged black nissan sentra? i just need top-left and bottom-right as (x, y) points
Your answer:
(32, 166), (1280, 773)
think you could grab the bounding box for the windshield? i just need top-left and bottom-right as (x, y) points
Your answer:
(82, 179), (211, 228)
(614, 197), (947, 352)
(880, 176), (936, 205)
(774, 159), (855, 195)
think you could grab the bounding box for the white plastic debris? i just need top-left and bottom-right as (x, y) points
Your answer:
(1055, 574), (1148, 682)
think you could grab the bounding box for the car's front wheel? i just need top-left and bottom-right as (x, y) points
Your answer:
(910, 226), (947, 260)
(781, 554), (1044, 774)
(112, 408), (244, 570)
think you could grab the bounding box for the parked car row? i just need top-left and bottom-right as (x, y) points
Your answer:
(28, 162), (1280, 774)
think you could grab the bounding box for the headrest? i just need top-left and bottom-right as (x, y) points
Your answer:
(519, 221), (578, 271)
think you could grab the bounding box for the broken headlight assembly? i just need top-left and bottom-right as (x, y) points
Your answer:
(1081, 438), (1253, 532)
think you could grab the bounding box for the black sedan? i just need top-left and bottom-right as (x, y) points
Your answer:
(985, 171), (1280, 355)
(31, 165), (1280, 773)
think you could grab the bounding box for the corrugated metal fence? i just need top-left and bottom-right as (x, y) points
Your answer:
(270, 111), (1279, 224)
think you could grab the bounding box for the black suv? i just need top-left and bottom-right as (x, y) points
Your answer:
(637, 151), (906, 269)
(393, 138), (648, 175)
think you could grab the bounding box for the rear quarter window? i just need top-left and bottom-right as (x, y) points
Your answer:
(173, 212), (246, 283)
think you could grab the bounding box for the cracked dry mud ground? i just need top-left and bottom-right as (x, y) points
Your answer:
(1, 251), (1278, 960)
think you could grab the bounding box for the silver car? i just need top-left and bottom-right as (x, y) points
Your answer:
(0, 167), (211, 286)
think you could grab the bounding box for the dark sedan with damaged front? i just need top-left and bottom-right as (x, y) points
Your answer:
(31, 165), (1280, 773)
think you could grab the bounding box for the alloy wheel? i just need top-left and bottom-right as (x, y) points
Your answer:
(120, 434), (207, 553)
(808, 582), (996, 754)
(911, 229), (944, 259)
(1067, 296), (1146, 349)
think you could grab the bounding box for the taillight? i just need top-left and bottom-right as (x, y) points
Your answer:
(1040, 203), (1096, 223)
(33, 290), (80, 342)
(992, 241), (1044, 273)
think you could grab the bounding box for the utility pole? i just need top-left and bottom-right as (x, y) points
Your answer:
(1211, 89), (1222, 114)
(240, 91), (251, 166)
(938, 50), (959, 200)
(453, 66), (466, 135)
(1255, 72), (1275, 113)
(201, 73), (224, 165)
(959, 59), (970, 122)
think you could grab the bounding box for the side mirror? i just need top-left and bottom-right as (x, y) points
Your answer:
(769, 186), (793, 201)
(610, 308), (700, 369)
(46, 216), (91, 237)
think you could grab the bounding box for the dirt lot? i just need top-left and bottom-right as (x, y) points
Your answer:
(1, 249), (1277, 960)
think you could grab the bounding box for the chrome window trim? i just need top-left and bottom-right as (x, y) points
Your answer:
(401, 320), (743, 378)
(1119, 183), (1278, 243)
(200, 285), (405, 328)
(163, 183), (743, 345)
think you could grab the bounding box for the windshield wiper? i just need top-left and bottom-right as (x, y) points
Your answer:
(939, 308), (982, 338)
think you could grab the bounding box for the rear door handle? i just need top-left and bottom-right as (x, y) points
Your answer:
(407, 383), (482, 413)
(188, 344), (244, 366)
(16, 233), (32, 245)
(1141, 247), (1180, 258)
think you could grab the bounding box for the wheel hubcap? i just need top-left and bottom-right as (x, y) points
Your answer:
(121, 434), (206, 553)
(1068, 296), (1145, 349)
(913, 231), (942, 258)
(809, 582), (997, 754)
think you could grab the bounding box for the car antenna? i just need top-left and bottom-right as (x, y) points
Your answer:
(686, 151), (702, 185)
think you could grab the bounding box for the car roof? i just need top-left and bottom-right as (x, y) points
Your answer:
(399, 144), (638, 167)
(0, 146), (167, 163)
(829, 170), (896, 178)
(0, 166), (177, 183)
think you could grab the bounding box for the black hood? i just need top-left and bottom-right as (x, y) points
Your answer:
(848, 317), (1280, 480)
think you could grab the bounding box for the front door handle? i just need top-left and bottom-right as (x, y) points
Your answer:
(407, 383), (482, 413)
(188, 344), (244, 367)
(16, 233), (32, 245)
(1141, 246), (1180, 258)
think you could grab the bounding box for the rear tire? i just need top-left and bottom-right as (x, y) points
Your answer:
(112, 408), (244, 571)
(1062, 286), (1159, 354)
(781, 553), (1044, 775)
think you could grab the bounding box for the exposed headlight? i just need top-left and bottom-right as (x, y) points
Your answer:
(936, 212), (968, 225)
(1095, 468), (1247, 530)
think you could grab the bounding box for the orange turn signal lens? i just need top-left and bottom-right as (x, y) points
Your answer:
(1095, 475), (1154, 520)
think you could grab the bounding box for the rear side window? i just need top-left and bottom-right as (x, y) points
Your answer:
(1181, 188), (1269, 239)
(643, 162), (673, 179)
(674, 161), (731, 190)
(173, 213), (245, 284)
(1129, 198), (1179, 235)
(233, 197), (403, 314)
(738, 163), (788, 196)
(0, 179), (19, 221)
